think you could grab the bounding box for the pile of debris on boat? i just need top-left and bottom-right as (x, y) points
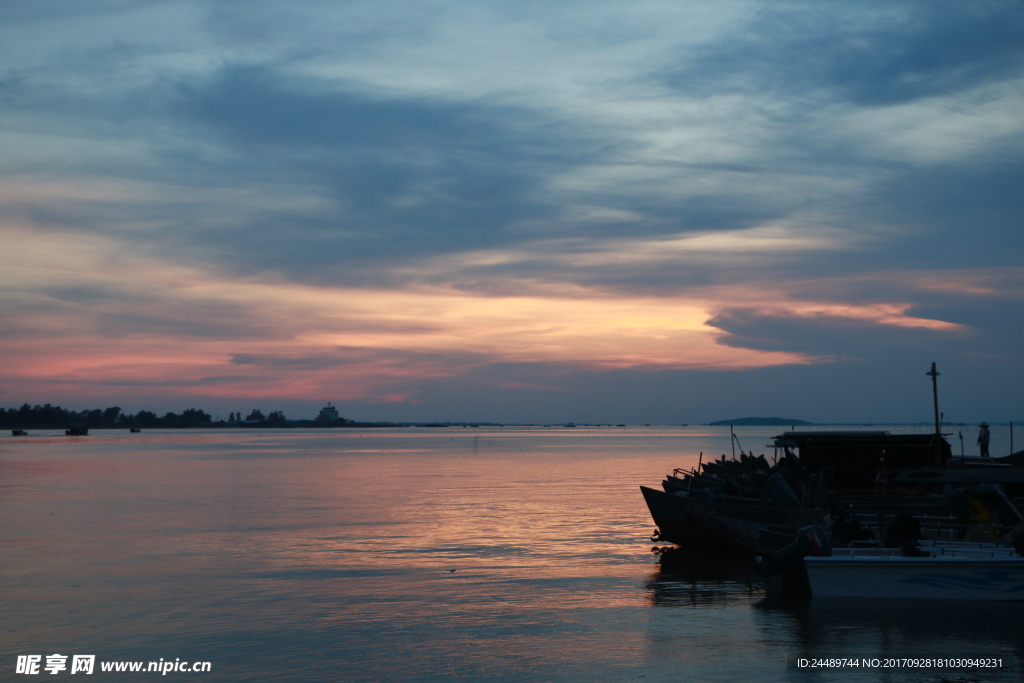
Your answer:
(641, 429), (1024, 598)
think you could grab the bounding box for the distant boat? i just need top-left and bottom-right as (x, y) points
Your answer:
(130, 427), (141, 433)
(11, 429), (27, 436)
(65, 425), (89, 436)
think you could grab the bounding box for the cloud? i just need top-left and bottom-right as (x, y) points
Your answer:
(707, 306), (964, 358)
(165, 64), (590, 257)
(660, 2), (1024, 106)
(866, 158), (1024, 262)
(1, 1), (1023, 420)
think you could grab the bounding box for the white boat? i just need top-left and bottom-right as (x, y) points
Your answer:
(804, 541), (1024, 600)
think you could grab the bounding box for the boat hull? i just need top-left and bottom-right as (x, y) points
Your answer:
(805, 556), (1024, 600)
(641, 486), (817, 555)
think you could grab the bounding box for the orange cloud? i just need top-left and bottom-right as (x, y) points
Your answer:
(0, 222), (972, 403)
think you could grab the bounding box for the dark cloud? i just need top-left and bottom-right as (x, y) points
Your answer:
(904, 297), (1024, 356)
(0, 284), (279, 341)
(180, 66), (489, 151)
(157, 63), (809, 285)
(863, 159), (1024, 267)
(707, 306), (966, 358)
(170, 65), (583, 255)
(660, 1), (1024, 107)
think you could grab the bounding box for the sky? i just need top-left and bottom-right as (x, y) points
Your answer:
(2, 0), (1023, 424)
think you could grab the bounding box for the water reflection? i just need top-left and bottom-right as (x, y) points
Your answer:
(647, 546), (1024, 681)
(646, 547), (766, 607)
(758, 597), (1024, 664)
(7, 427), (1024, 682)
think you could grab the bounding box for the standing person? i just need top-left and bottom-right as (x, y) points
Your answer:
(978, 422), (991, 457)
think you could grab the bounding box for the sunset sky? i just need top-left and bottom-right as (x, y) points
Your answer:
(2, 1), (1023, 423)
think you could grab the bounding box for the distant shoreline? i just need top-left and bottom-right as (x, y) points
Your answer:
(7, 422), (1017, 433)
(708, 417), (814, 426)
(3, 403), (1018, 431)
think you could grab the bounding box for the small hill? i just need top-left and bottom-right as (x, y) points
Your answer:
(709, 417), (814, 426)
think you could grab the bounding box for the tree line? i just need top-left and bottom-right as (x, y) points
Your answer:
(0, 404), (213, 429)
(226, 410), (287, 422)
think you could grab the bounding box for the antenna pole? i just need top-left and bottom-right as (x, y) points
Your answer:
(926, 362), (941, 435)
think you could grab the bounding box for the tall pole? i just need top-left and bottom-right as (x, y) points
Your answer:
(926, 362), (940, 435)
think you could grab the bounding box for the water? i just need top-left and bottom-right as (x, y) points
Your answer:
(2, 426), (1022, 681)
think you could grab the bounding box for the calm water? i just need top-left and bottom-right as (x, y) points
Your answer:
(2, 426), (1022, 682)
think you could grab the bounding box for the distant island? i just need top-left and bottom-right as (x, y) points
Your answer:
(709, 417), (814, 426)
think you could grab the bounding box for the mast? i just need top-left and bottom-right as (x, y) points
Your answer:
(926, 362), (940, 435)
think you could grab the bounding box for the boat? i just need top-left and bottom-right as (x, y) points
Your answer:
(644, 361), (1017, 556)
(641, 430), (1016, 555)
(804, 541), (1024, 600)
(753, 521), (1024, 600)
(65, 425), (89, 436)
(641, 484), (821, 555)
(130, 427), (141, 433)
(771, 430), (950, 488)
(11, 429), (27, 436)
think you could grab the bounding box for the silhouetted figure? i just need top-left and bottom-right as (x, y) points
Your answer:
(978, 422), (991, 457)
(885, 510), (928, 556)
(826, 503), (875, 546)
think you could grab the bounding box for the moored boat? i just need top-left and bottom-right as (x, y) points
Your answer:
(641, 485), (820, 555)
(804, 541), (1024, 600)
(643, 430), (961, 555)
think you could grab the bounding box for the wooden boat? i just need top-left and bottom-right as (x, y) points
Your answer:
(65, 425), (89, 436)
(11, 429), (27, 436)
(641, 485), (821, 555)
(642, 430), (1003, 555)
(804, 541), (1024, 600)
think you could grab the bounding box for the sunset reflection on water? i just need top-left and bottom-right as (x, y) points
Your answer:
(2, 427), (1023, 681)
